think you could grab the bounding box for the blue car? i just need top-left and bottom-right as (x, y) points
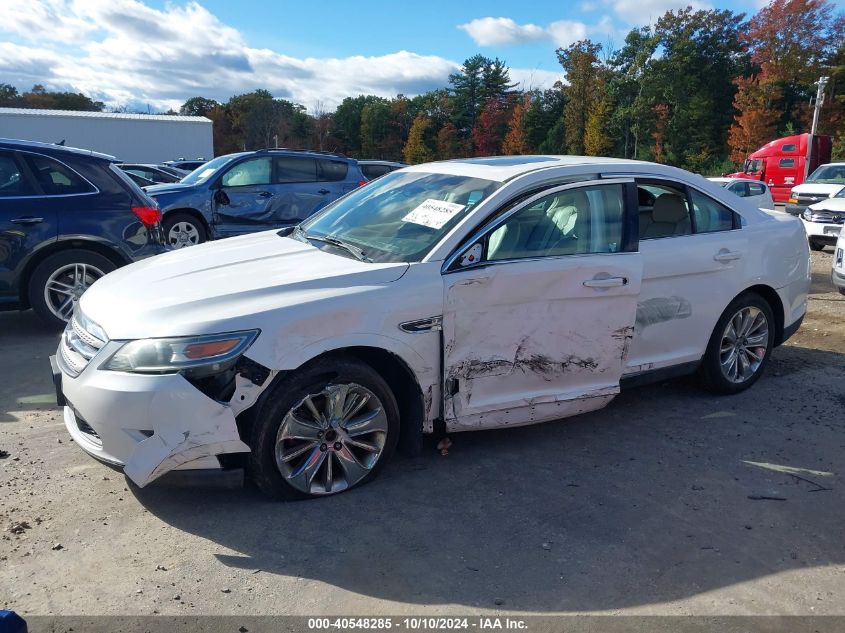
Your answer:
(147, 149), (367, 248)
(0, 138), (165, 327)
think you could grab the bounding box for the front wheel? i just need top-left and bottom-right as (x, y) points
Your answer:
(249, 357), (399, 500)
(698, 292), (775, 394)
(163, 212), (207, 249)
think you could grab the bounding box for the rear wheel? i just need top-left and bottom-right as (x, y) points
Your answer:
(163, 212), (206, 249)
(699, 292), (775, 394)
(28, 249), (116, 328)
(249, 357), (399, 500)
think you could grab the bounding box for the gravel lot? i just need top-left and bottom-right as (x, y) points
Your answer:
(1, 249), (843, 617)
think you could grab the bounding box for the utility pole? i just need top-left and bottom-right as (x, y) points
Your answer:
(811, 76), (829, 136)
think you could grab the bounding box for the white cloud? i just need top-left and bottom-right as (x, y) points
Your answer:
(547, 20), (590, 48)
(0, 0), (563, 112)
(458, 17), (549, 46)
(611, 0), (713, 25)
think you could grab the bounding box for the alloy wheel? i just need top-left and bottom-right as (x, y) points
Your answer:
(275, 383), (388, 495)
(167, 221), (200, 248)
(719, 306), (769, 383)
(43, 262), (105, 322)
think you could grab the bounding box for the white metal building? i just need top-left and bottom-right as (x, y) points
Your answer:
(0, 108), (213, 163)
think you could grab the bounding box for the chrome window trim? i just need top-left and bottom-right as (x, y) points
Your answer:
(441, 177), (634, 274)
(0, 149), (100, 199)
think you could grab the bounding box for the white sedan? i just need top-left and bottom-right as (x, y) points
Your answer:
(52, 157), (811, 499)
(709, 177), (775, 209)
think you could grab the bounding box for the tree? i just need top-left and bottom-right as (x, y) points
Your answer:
(449, 55), (516, 150)
(436, 122), (462, 159)
(557, 40), (605, 155)
(473, 97), (512, 156)
(728, 74), (782, 163)
(584, 92), (613, 156)
(403, 114), (434, 164)
(180, 97), (220, 117)
(744, 0), (844, 130)
(0, 84), (19, 106)
(523, 88), (565, 153)
(360, 98), (392, 158)
(502, 95), (530, 155)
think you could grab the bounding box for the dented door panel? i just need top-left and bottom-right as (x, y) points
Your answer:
(442, 252), (642, 431)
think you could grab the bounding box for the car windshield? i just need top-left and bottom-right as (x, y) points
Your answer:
(298, 171), (501, 263)
(744, 159), (762, 173)
(807, 165), (845, 184)
(180, 155), (236, 185)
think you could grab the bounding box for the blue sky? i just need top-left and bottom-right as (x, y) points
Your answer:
(1, 0), (843, 113)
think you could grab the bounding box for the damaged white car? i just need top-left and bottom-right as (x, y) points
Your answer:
(51, 156), (811, 499)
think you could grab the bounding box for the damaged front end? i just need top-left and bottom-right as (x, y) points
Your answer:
(56, 314), (276, 487)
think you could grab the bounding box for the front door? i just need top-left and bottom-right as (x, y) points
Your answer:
(441, 180), (642, 431)
(213, 156), (277, 236)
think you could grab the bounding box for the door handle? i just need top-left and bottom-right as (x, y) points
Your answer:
(318, 188), (330, 195)
(583, 276), (627, 288)
(258, 191), (272, 198)
(11, 217), (44, 225)
(713, 250), (742, 263)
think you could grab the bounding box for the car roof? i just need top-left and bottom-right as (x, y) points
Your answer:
(402, 155), (662, 182)
(0, 137), (116, 161)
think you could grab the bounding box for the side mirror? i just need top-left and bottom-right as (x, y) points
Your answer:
(214, 189), (229, 206)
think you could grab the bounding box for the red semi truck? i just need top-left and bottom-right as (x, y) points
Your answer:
(727, 133), (832, 203)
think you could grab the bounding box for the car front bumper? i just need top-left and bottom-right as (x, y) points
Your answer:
(51, 345), (250, 487)
(800, 218), (842, 243)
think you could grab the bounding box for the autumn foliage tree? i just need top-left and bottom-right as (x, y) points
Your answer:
(403, 114), (434, 164)
(502, 95), (531, 155)
(473, 97), (512, 156)
(727, 74), (782, 163)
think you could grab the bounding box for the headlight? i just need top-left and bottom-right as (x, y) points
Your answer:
(803, 209), (812, 220)
(102, 330), (259, 375)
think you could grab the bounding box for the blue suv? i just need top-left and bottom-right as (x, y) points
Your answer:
(146, 149), (367, 248)
(0, 138), (165, 327)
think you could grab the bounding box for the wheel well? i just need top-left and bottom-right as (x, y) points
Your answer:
(741, 284), (785, 346)
(164, 208), (209, 233)
(17, 240), (127, 309)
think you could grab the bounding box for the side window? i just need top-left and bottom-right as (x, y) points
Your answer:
(275, 157), (317, 183)
(362, 164), (390, 179)
(637, 182), (692, 240)
(779, 158), (795, 168)
(728, 182), (748, 197)
(486, 184), (624, 262)
(781, 144), (797, 152)
(221, 158), (272, 187)
(689, 189), (737, 233)
(24, 154), (94, 195)
(0, 153), (35, 197)
(748, 182), (765, 196)
(318, 160), (348, 182)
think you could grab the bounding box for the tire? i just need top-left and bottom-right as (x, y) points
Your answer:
(809, 240), (825, 251)
(163, 212), (207, 249)
(248, 356), (400, 500)
(698, 292), (775, 395)
(28, 249), (117, 328)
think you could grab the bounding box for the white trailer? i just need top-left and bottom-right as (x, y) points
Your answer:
(0, 108), (213, 163)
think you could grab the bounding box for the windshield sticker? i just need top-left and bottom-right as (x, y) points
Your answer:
(402, 199), (465, 229)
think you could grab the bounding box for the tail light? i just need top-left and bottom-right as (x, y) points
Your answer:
(132, 205), (162, 227)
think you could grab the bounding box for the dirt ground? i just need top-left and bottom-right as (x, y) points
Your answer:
(0, 249), (843, 618)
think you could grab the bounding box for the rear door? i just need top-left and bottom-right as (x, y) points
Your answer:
(442, 180), (642, 430)
(273, 156), (328, 223)
(0, 151), (58, 303)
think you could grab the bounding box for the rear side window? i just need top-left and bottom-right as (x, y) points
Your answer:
(637, 182), (692, 240)
(690, 189), (736, 233)
(275, 157), (317, 183)
(779, 158), (795, 168)
(318, 160), (348, 182)
(728, 182), (748, 197)
(362, 164), (391, 179)
(24, 154), (95, 195)
(748, 182), (765, 196)
(0, 153), (35, 197)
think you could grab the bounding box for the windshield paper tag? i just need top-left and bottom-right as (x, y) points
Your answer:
(402, 199), (465, 229)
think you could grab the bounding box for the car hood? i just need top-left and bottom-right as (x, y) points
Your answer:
(809, 198), (845, 212)
(792, 183), (844, 197)
(80, 231), (410, 340)
(145, 182), (196, 197)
